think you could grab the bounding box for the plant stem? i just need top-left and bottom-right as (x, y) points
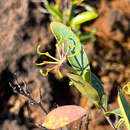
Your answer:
(9, 78), (48, 115)
(101, 106), (116, 129)
(105, 115), (116, 129)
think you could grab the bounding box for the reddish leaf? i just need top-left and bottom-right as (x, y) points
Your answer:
(42, 105), (86, 129)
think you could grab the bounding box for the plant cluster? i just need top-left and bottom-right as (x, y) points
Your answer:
(10, 22), (130, 129)
(35, 22), (130, 129)
(9, 0), (130, 129)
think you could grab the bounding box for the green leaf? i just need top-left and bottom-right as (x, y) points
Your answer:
(80, 37), (96, 45)
(91, 73), (108, 111)
(81, 4), (97, 14)
(112, 108), (122, 116)
(72, 0), (79, 5)
(72, 0), (85, 5)
(50, 22), (91, 82)
(118, 87), (130, 129)
(44, 4), (63, 22)
(79, 29), (96, 40)
(85, 37), (96, 43)
(78, 29), (96, 44)
(67, 73), (100, 107)
(75, 24), (81, 31)
(105, 108), (122, 117)
(116, 118), (125, 129)
(124, 82), (130, 96)
(70, 11), (98, 25)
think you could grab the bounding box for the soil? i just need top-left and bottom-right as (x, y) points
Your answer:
(0, 0), (129, 130)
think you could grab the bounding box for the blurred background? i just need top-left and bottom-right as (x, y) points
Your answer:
(0, 0), (129, 129)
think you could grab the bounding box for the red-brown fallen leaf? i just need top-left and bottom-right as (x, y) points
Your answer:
(42, 105), (86, 129)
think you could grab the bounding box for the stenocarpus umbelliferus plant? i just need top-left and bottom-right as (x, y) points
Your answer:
(35, 22), (130, 129)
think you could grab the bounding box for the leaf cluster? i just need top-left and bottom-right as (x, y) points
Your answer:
(38, 0), (98, 44)
(42, 22), (129, 129)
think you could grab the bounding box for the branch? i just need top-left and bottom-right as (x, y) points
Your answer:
(9, 76), (48, 115)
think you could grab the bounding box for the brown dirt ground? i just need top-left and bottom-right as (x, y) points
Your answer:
(0, 0), (129, 130)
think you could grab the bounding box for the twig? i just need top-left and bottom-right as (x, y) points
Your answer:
(78, 114), (85, 130)
(85, 114), (90, 130)
(78, 114), (89, 130)
(105, 116), (116, 129)
(9, 76), (48, 115)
